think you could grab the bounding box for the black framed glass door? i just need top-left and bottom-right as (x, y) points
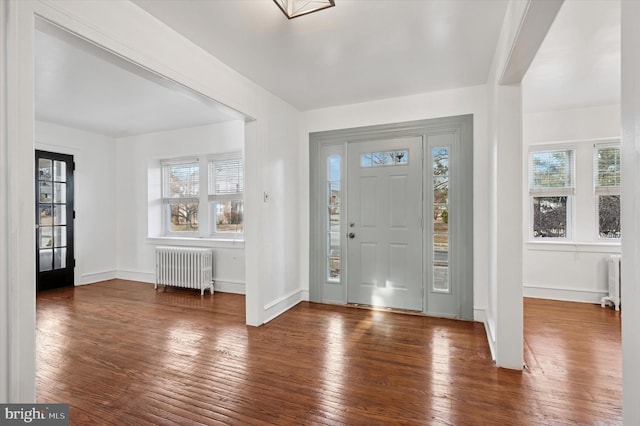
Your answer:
(36, 150), (74, 292)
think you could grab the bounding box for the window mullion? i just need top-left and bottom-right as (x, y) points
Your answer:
(199, 157), (209, 237)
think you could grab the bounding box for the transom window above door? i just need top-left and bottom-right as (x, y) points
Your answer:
(360, 150), (409, 167)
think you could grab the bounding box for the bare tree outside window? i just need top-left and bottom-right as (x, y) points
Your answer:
(170, 203), (199, 231)
(163, 161), (200, 233)
(533, 196), (567, 238)
(599, 195), (620, 238)
(209, 157), (244, 235)
(595, 146), (621, 239)
(529, 149), (574, 239)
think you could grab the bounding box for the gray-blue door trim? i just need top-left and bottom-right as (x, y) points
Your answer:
(309, 115), (473, 320)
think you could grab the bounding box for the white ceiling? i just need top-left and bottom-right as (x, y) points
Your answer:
(34, 0), (620, 138)
(131, 0), (510, 111)
(523, 0), (620, 113)
(35, 20), (244, 138)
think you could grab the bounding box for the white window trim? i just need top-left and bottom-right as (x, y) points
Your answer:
(208, 152), (244, 239)
(593, 141), (621, 196)
(528, 146), (576, 240)
(161, 157), (201, 237)
(593, 141), (621, 240)
(158, 153), (244, 240)
(525, 139), (622, 246)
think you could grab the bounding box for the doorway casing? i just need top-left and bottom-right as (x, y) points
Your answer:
(309, 115), (474, 320)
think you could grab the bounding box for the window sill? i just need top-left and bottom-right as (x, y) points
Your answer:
(525, 240), (620, 253)
(147, 236), (245, 249)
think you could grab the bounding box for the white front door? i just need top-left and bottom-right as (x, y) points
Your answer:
(346, 137), (423, 311)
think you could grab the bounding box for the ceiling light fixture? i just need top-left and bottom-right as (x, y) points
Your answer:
(273, 0), (335, 19)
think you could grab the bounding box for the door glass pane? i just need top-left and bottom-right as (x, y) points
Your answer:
(433, 266), (449, 292)
(394, 150), (408, 164)
(329, 182), (340, 206)
(39, 205), (53, 225)
(54, 182), (66, 203)
(329, 207), (340, 231)
(434, 178), (448, 204)
(372, 152), (385, 166)
(433, 233), (449, 256)
(39, 182), (52, 203)
(39, 249), (53, 272)
(327, 155), (341, 282)
(382, 152), (394, 165)
(54, 247), (66, 269)
(433, 206), (449, 235)
(433, 148), (449, 174)
(328, 232), (340, 257)
(54, 160), (66, 182)
(54, 205), (66, 225)
(329, 257), (341, 280)
(54, 226), (66, 247)
(328, 156), (341, 180)
(360, 153), (372, 168)
(39, 159), (52, 180)
(432, 147), (450, 293)
(40, 227), (53, 248)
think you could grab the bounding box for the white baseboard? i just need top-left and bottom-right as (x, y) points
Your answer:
(473, 308), (486, 323)
(113, 271), (247, 294)
(301, 290), (310, 301)
(117, 270), (154, 284)
(79, 270), (117, 285)
(484, 315), (497, 362)
(213, 279), (245, 294)
(523, 284), (607, 304)
(263, 289), (303, 324)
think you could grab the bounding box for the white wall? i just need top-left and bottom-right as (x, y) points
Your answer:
(116, 122), (246, 294)
(300, 85), (490, 321)
(35, 120), (118, 285)
(0, 0), (9, 402)
(4, 0), (305, 401)
(522, 105), (621, 303)
(621, 2), (640, 422)
(28, 0), (304, 327)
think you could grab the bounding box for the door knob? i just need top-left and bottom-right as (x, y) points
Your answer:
(348, 232), (355, 239)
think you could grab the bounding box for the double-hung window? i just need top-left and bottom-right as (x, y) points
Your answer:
(208, 154), (244, 237)
(529, 149), (575, 238)
(159, 154), (243, 238)
(162, 158), (200, 234)
(594, 144), (621, 238)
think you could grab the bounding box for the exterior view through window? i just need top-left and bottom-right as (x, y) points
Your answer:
(529, 149), (574, 238)
(594, 146), (621, 238)
(161, 153), (244, 237)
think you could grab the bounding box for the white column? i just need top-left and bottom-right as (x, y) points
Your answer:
(6, 0), (37, 402)
(621, 0), (640, 423)
(0, 0), (10, 403)
(244, 120), (264, 326)
(494, 84), (524, 369)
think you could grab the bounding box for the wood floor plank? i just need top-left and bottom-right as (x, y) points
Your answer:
(36, 280), (621, 425)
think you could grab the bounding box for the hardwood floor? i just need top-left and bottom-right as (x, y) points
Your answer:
(36, 280), (621, 425)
